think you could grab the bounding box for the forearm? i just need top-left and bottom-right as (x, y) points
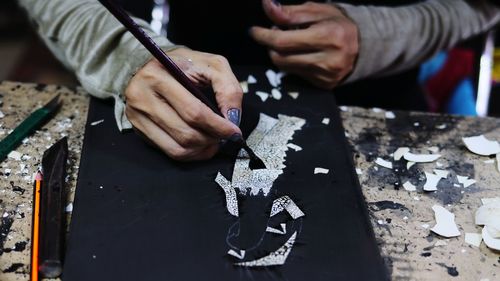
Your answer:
(18, 0), (178, 130)
(337, 0), (500, 83)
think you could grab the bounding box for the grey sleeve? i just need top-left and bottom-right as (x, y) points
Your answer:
(336, 0), (500, 83)
(17, 0), (179, 130)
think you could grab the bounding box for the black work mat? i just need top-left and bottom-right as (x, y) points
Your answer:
(63, 68), (388, 281)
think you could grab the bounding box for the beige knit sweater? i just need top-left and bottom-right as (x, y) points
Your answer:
(18, 0), (500, 130)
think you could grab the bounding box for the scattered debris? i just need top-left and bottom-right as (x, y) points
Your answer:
(239, 81), (248, 93)
(288, 92), (299, 99)
(0, 110), (4, 119)
(385, 111), (395, 119)
(375, 158), (393, 169)
(314, 167), (329, 174)
(287, 143), (302, 152)
(428, 146), (440, 153)
(339, 106), (348, 112)
(483, 159), (495, 164)
(403, 181), (416, 191)
(265, 69), (284, 88)
(434, 240), (448, 246)
(356, 168), (363, 175)
(7, 151), (22, 161)
(464, 233), (482, 247)
(271, 88), (282, 100)
(424, 172), (442, 191)
(462, 135), (500, 156)
(321, 118), (330, 125)
(436, 124), (447, 129)
(403, 151), (441, 163)
(266, 223), (287, 235)
(393, 147), (410, 161)
(372, 108), (383, 113)
(407, 161), (416, 170)
(228, 249), (246, 259)
(433, 169), (449, 178)
(430, 205), (460, 238)
(90, 119), (104, 126)
(457, 175), (476, 188)
(482, 227), (500, 250)
(65, 203), (73, 213)
(247, 75), (257, 84)
(481, 197), (500, 205)
(255, 91), (269, 102)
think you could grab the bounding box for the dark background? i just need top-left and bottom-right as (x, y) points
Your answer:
(1, 0), (499, 116)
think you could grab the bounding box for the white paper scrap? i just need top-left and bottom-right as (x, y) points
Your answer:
(266, 223), (287, 235)
(65, 203), (73, 213)
(288, 92), (299, 99)
(462, 135), (500, 156)
(407, 161), (416, 170)
(0, 110), (4, 119)
(394, 147), (410, 161)
(356, 168), (363, 175)
(90, 119), (104, 126)
(385, 111), (396, 119)
(430, 205), (461, 238)
(247, 75), (257, 84)
(375, 158), (393, 169)
(314, 167), (329, 174)
(255, 91), (269, 102)
(457, 175), (476, 188)
(483, 159), (495, 164)
(482, 227), (500, 251)
(8, 151), (22, 161)
(287, 143), (302, 152)
(228, 249), (246, 260)
(434, 240), (448, 246)
(475, 202), (500, 232)
(236, 232), (297, 267)
(270, 196), (305, 219)
(240, 81), (249, 93)
(433, 169), (449, 178)
(215, 172), (239, 217)
(403, 181), (416, 191)
(465, 232), (482, 247)
(339, 106), (348, 112)
(322, 118), (330, 125)
(481, 197), (500, 205)
(424, 172), (442, 191)
(271, 88), (282, 100)
(403, 152), (441, 163)
(372, 108), (383, 113)
(265, 69), (281, 88)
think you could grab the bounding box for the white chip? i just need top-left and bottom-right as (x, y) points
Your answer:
(247, 75), (257, 84)
(483, 159), (495, 164)
(385, 111), (396, 119)
(287, 143), (302, 152)
(436, 124), (447, 129)
(239, 81), (249, 93)
(372, 108), (383, 113)
(481, 197), (500, 205)
(356, 168), (363, 175)
(430, 205), (461, 238)
(339, 106), (348, 112)
(403, 181), (416, 191)
(255, 91), (269, 102)
(65, 203), (73, 213)
(8, 151), (22, 161)
(435, 240), (448, 246)
(423, 172), (442, 192)
(465, 232), (482, 247)
(90, 119), (104, 126)
(288, 92), (299, 99)
(462, 135), (500, 156)
(393, 147), (410, 161)
(271, 88), (282, 100)
(322, 118), (330, 125)
(375, 158), (393, 169)
(403, 152), (441, 163)
(265, 69), (281, 87)
(228, 249), (246, 259)
(428, 146), (440, 153)
(482, 227), (500, 251)
(314, 167), (329, 174)
(407, 161), (416, 170)
(0, 110), (4, 118)
(433, 169), (449, 178)
(475, 202), (500, 232)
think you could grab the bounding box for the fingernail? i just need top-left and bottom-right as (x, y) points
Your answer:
(229, 133), (242, 143)
(227, 108), (241, 126)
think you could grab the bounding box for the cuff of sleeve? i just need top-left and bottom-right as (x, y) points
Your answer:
(115, 36), (181, 131)
(334, 3), (386, 84)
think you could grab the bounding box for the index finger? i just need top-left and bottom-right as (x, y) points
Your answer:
(250, 26), (319, 53)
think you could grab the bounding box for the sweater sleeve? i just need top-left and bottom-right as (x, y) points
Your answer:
(17, 0), (179, 130)
(336, 0), (500, 83)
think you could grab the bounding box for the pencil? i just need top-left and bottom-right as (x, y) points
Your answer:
(30, 171), (43, 281)
(97, 0), (266, 170)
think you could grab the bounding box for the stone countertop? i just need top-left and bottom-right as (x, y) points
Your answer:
(0, 81), (498, 281)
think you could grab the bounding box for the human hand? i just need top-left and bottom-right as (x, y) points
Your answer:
(125, 47), (243, 161)
(250, 0), (359, 89)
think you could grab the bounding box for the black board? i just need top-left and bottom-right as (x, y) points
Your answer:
(63, 67), (388, 281)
